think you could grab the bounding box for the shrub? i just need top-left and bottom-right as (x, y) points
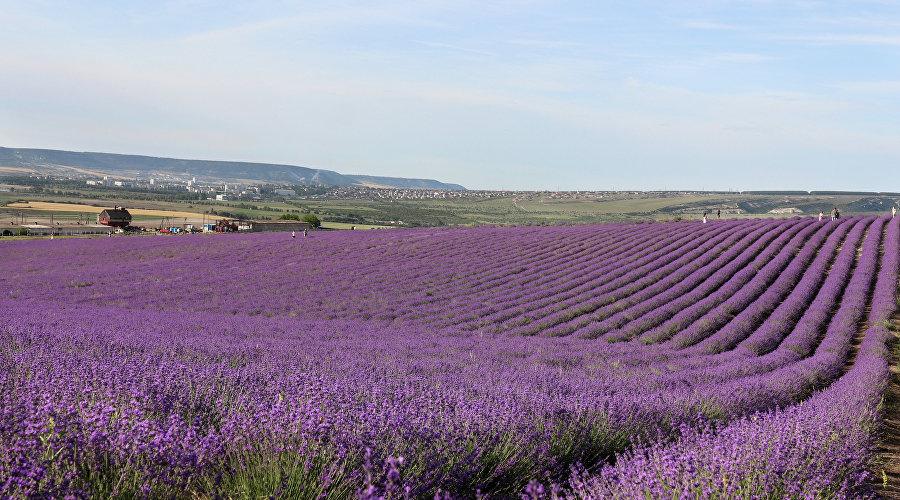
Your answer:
(302, 214), (321, 228)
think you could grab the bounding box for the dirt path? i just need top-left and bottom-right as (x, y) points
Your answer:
(875, 314), (900, 499)
(841, 222), (900, 498)
(838, 221), (873, 370)
(844, 303), (872, 370)
(872, 216), (899, 497)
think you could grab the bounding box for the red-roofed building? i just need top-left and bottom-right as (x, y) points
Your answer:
(97, 207), (132, 228)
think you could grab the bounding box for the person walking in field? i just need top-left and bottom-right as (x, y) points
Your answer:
(818, 210), (824, 222)
(304, 228), (308, 237)
(717, 209), (721, 219)
(831, 207), (837, 221)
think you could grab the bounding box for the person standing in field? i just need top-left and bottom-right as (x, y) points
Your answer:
(702, 212), (708, 224)
(831, 208), (837, 221)
(717, 209), (721, 219)
(304, 228), (308, 237)
(818, 211), (824, 222)
(892, 206), (897, 218)
(292, 231), (295, 239)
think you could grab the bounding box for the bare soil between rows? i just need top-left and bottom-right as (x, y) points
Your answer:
(874, 311), (900, 499)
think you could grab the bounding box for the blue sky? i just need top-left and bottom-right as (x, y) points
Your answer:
(1, 1), (899, 191)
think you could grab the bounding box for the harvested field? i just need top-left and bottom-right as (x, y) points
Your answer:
(6, 201), (212, 220)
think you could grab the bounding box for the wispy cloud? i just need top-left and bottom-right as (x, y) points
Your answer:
(506, 39), (584, 49)
(416, 41), (496, 56)
(712, 52), (776, 63)
(4, 1), (900, 190)
(0, 7), (63, 31)
(683, 20), (747, 31)
(833, 80), (900, 93)
(183, 16), (300, 43)
(806, 13), (900, 29)
(183, 5), (443, 44)
(778, 33), (900, 45)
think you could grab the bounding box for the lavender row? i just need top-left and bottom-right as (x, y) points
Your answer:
(600, 217), (825, 344)
(500, 222), (748, 335)
(537, 220), (773, 338)
(1, 217), (896, 497)
(871, 214), (900, 326)
(561, 326), (893, 499)
(425, 225), (673, 328)
(391, 224), (669, 326)
(455, 223), (733, 332)
(625, 218), (814, 346)
(324, 226), (613, 321)
(678, 216), (855, 356)
(572, 220), (779, 340)
(377, 225), (643, 322)
(623, 216), (861, 383)
(2, 225), (641, 321)
(626, 215), (883, 423)
(642, 217), (822, 347)
(0, 300), (761, 498)
(550, 218), (896, 496)
(415, 222), (731, 332)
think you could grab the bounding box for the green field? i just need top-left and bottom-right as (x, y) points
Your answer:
(1, 179), (898, 228)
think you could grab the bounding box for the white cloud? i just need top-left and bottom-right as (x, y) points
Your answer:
(506, 39), (585, 49)
(778, 33), (900, 45)
(712, 52), (776, 62)
(182, 15), (304, 43)
(0, 8), (61, 31)
(833, 80), (900, 93)
(181, 3), (447, 44)
(3, 1), (900, 190)
(416, 41), (496, 56)
(682, 20), (747, 31)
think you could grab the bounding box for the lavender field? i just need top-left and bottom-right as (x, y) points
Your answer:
(2, 216), (898, 498)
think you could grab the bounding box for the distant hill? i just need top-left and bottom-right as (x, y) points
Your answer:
(0, 147), (466, 190)
(347, 174), (467, 190)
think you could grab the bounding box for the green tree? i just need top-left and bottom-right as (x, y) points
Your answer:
(279, 213), (300, 220)
(301, 214), (321, 228)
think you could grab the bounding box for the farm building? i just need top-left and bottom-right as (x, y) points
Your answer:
(97, 207), (132, 228)
(249, 220), (310, 232)
(0, 223), (115, 236)
(214, 219), (239, 232)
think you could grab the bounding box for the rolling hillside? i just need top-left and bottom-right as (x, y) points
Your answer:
(0, 147), (465, 190)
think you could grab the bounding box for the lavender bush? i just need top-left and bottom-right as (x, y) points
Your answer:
(0, 216), (897, 498)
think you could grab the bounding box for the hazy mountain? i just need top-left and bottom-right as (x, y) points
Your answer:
(0, 147), (466, 190)
(347, 174), (468, 190)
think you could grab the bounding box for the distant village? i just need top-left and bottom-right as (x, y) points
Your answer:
(0, 172), (728, 237)
(79, 174), (518, 201)
(5, 171), (898, 238)
(54, 172), (713, 203)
